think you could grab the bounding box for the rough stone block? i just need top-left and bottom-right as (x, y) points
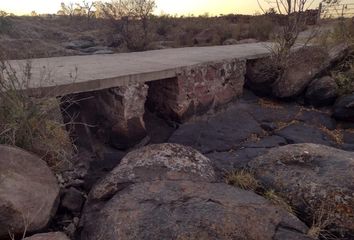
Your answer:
(147, 59), (246, 122)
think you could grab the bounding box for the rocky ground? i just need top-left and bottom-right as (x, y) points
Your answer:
(2, 86), (354, 240)
(1, 39), (354, 239)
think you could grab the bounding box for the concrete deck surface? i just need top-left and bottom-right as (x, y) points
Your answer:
(8, 42), (273, 96)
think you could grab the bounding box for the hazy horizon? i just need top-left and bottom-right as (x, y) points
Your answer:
(0, 0), (332, 16)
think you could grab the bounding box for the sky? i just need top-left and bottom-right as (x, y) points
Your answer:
(0, 0), (351, 16)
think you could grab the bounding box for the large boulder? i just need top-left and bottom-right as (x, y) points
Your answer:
(0, 145), (60, 238)
(305, 76), (338, 106)
(333, 94), (354, 122)
(248, 144), (354, 237)
(245, 57), (280, 96)
(88, 143), (216, 201)
(246, 44), (349, 98)
(81, 144), (311, 240)
(272, 46), (329, 98)
(82, 181), (311, 240)
(168, 105), (263, 153)
(24, 232), (69, 240)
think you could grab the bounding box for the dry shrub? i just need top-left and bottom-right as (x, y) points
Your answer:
(0, 12), (12, 34)
(264, 189), (294, 214)
(124, 22), (152, 51)
(258, 98), (284, 109)
(332, 18), (354, 46)
(331, 57), (354, 96)
(307, 202), (337, 240)
(0, 60), (74, 170)
(226, 170), (294, 214)
(226, 170), (260, 191)
(249, 15), (274, 41)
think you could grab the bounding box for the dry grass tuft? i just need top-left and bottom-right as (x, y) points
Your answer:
(307, 203), (336, 240)
(275, 120), (301, 130)
(258, 98), (284, 109)
(0, 59), (74, 170)
(264, 189), (294, 214)
(319, 127), (344, 145)
(226, 170), (260, 191)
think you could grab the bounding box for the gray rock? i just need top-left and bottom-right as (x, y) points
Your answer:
(237, 38), (258, 44)
(61, 187), (85, 213)
(81, 143), (311, 240)
(169, 105), (263, 153)
(222, 38), (238, 45)
(305, 76), (338, 106)
(275, 123), (335, 146)
(273, 46), (329, 98)
(147, 41), (175, 50)
(24, 232), (69, 240)
(241, 135), (287, 148)
(333, 94), (354, 122)
(88, 143), (216, 201)
(0, 145), (60, 238)
(63, 40), (95, 50)
(245, 100), (301, 123)
(343, 130), (354, 144)
(80, 46), (108, 53)
(260, 121), (278, 132)
(82, 180), (311, 240)
(93, 50), (114, 54)
(248, 144), (354, 237)
(294, 109), (336, 130)
(206, 148), (268, 176)
(245, 57), (280, 96)
(247, 44), (348, 98)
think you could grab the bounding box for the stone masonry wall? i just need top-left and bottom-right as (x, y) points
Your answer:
(146, 59), (246, 122)
(61, 59), (246, 150)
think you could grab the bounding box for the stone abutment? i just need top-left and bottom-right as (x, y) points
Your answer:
(60, 59), (246, 150)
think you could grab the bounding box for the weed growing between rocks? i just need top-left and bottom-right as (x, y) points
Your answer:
(0, 59), (74, 171)
(319, 126), (344, 145)
(331, 57), (354, 96)
(226, 170), (294, 214)
(307, 202), (337, 240)
(318, 18), (354, 97)
(226, 169), (344, 239)
(263, 189), (294, 214)
(226, 170), (260, 191)
(0, 11), (12, 34)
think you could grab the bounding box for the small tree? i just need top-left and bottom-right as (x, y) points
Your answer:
(58, 2), (76, 19)
(80, 0), (96, 22)
(0, 10), (11, 34)
(96, 0), (156, 50)
(0, 11), (8, 17)
(130, 0), (156, 45)
(257, 0), (341, 76)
